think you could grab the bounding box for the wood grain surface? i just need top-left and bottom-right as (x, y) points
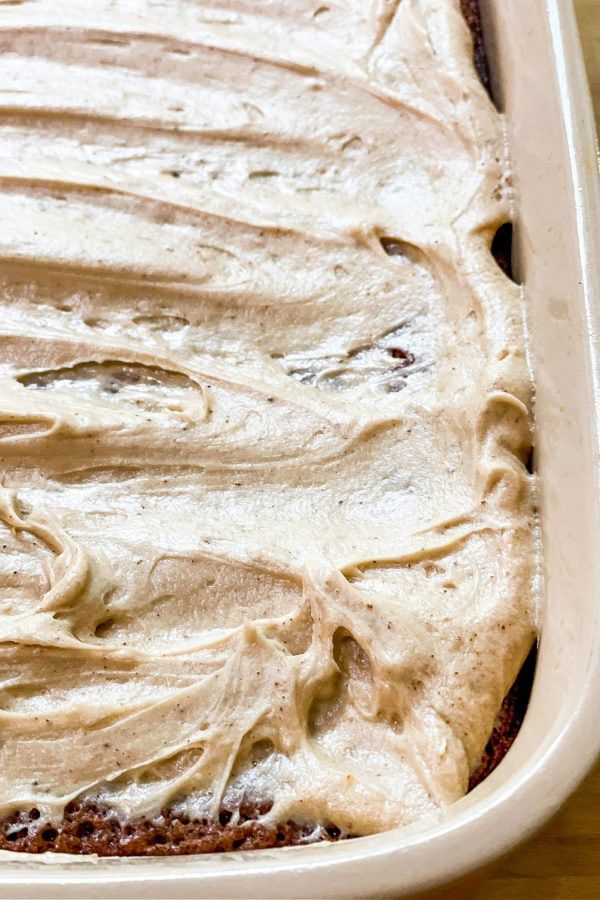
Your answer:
(418, 4), (600, 898)
(578, 0), (600, 124)
(418, 762), (600, 898)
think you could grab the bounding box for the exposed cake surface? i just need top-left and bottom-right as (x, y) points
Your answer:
(0, 0), (535, 852)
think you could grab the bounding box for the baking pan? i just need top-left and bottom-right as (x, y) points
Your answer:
(0, 0), (599, 896)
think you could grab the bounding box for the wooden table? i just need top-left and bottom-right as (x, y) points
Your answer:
(424, 4), (600, 897)
(421, 763), (600, 898)
(578, 0), (600, 124)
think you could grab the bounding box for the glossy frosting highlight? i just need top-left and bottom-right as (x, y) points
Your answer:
(0, 0), (535, 838)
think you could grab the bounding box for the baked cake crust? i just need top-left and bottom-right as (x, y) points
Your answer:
(0, 799), (344, 856)
(460, 0), (491, 89)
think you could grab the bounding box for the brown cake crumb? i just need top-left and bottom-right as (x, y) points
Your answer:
(0, 798), (351, 856)
(468, 644), (537, 791)
(460, 0), (490, 89)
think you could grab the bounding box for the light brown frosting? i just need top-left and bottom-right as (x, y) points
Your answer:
(0, 0), (536, 838)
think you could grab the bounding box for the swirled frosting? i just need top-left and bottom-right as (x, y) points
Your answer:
(0, 0), (535, 838)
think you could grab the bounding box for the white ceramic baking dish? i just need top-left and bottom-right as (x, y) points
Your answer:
(1, 0), (599, 896)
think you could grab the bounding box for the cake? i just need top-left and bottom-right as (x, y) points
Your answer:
(0, 0), (536, 855)
(460, 0), (490, 90)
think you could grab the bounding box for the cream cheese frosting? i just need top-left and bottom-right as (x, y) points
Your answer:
(0, 0), (536, 838)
